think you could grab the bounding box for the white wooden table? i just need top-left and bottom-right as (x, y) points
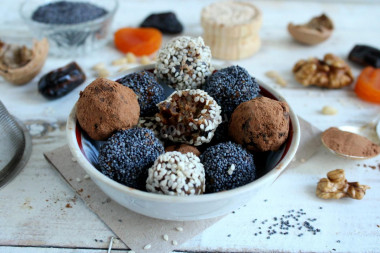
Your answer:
(1, 0), (380, 252)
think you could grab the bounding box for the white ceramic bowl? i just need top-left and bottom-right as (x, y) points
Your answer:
(66, 64), (300, 221)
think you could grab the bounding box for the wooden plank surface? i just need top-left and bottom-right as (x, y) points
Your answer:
(0, 0), (379, 252)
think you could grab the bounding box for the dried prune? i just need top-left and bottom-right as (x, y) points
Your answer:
(348, 45), (380, 68)
(38, 62), (86, 99)
(140, 12), (183, 34)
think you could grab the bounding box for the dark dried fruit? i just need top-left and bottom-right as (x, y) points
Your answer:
(348, 45), (380, 68)
(38, 62), (86, 99)
(140, 12), (183, 34)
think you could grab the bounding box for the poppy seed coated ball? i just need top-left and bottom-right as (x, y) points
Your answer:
(200, 141), (256, 193)
(98, 128), (164, 191)
(203, 65), (260, 116)
(116, 71), (165, 117)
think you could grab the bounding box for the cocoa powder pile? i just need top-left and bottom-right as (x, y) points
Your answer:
(321, 127), (380, 158)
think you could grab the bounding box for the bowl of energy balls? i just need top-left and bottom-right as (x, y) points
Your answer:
(67, 36), (300, 221)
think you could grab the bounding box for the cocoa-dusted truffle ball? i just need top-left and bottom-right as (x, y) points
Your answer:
(154, 36), (212, 90)
(200, 142), (256, 193)
(165, 144), (201, 156)
(146, 151), (205, 195)
(229, 97), (290, 152)
(115, 71), (165, 117)
(98, 128), (164, 191)
(156, 89), (222, 146)
(76, 77), (140, 141)
(203, 65), (260, 116)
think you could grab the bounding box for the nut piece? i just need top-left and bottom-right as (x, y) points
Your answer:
(321, 105), (338, 115)
(288, 14), (334, 45)
(0, 38), (49, 85)
(316, 169), (370, 200)
(293, 53), (354, 89)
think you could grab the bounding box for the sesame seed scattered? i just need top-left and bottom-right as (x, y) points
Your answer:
(163, 234), (169, 241)
(172, 240), (178, 246)
(83, 174), (90, 179)
(143, 244), (151, 250)
(176, 227), (183, 232)
(71, 157), (77, 162)
(75, 177), (81, 182)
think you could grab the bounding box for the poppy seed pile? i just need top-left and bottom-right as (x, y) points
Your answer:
(249, 207), (322, 240)
(76, 35), (290, 196)
(203, 65), (260, 116)
(32, 1), (108, 25)
(116, 71), (164, 117)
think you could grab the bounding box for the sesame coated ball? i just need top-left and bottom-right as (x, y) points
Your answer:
(154, 36), (212, 90)
(200, 142), (256, 193)
(146, 151), (205, 195)
(98, 128), (164, 191)
(156, 89), (222, 146)
(203, 65), (260, 116)
(116, 70), (165, 117)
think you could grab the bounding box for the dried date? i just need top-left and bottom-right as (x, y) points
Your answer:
(38, 62), (86, 99)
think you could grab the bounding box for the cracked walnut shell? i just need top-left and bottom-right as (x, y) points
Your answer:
(316, 169), (370, 200)
(0, 38), (49, 85)
(293, 53), (354, 89)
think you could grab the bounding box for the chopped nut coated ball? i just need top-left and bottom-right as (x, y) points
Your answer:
(316, 169), (370, 200)
(293, 53), (354, 89)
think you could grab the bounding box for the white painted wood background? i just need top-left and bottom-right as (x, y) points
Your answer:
(0, 0), (380, 252)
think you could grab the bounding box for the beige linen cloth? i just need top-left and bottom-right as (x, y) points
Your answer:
(44, 117), (321, 253)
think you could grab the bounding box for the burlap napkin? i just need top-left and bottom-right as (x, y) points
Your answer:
(44, 117), (321, 253)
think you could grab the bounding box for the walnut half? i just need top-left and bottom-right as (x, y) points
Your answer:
(316, 169), (370, 200)
(292, 53), (354, 89)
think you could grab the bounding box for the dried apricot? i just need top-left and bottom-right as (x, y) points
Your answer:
(354, 66), (380, 104)
(114, 27), (162, 56)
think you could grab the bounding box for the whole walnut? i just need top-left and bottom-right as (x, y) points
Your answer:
(293, 53), (354, 88)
